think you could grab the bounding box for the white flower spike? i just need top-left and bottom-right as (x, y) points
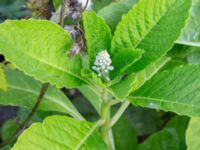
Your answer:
(92, 50), (114, 81)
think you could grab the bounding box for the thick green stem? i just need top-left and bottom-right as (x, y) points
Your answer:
(100, 88), (113, 150)
(101, 101), (111, 148)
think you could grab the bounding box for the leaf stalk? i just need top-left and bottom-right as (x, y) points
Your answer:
(100, 87), (114, 150)
(110, 101), (130, 127)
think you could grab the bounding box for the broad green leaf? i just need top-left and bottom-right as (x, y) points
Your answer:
(129, 65), (200, 117)
(12, 115), (106, 150)
(131, 56), (170, 92)
(176, 0), (200, 47)
(138, 129), (179, 150)
(0, 66), (7, 91)
(78, 85), (102, 114)
(0, 70), (83, 120)
(0, 19), (85, 88)
(98, 0), (138, 32)
(186, 117), (200, 150)
(83, 11), (112, 67)
(52, 0), (62, 10)
(109, 75), (135, 99)
(112, 114), (137, 150)
(109, 57), (169, 99)
(111, 0), (192, 72)
(165, 116), (189, 150)
(92, 0), (112, 12)
(111, 48), (144, 78)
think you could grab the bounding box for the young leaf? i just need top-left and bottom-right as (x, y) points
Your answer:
(83, 11), (112, 67)
(98, 0), (139, 32)
(186, 117), (200, 150)
(111, 48), (144, 78)
(12, 116), (106, 150)
(0, 66), (7, 91)
(0, 70), (83, 120)
(0, 19), (85, 88)
(109, 56), (170, 99)
(129, 65), (200, 117)
(109, 75), (135, 99)
(138, 129), (179, 150)
(176, 0), (200, 47)
(111, 0), (192, 72)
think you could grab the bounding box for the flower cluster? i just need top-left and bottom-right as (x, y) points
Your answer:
(92, 50), (114, 81)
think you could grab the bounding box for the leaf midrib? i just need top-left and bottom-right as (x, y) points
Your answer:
(20, 50), (85, 83)
(75, 121), (100, 150)
(134, 0), (178, 49)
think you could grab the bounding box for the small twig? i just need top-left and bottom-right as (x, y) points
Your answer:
(59, 0), (68, 27)
(0, 83), (49, 148)
(81, 0), (89, 12)
(110, 101), (130, 127)
(21, 83), (49, 126)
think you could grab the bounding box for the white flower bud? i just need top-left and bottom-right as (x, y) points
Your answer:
(106, 77), (110, 81)
(98, 73), (102, 77)
(108, 66), (114, 71)
(92, 50), (114, 82)
(104, 69), (108, 73)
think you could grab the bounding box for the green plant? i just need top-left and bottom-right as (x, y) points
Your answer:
(0, 0), (200, 149)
